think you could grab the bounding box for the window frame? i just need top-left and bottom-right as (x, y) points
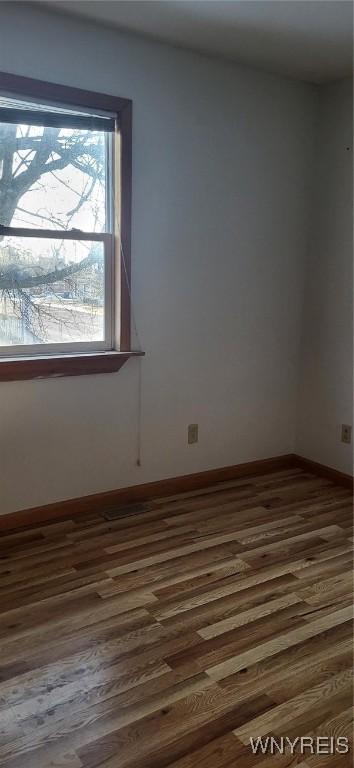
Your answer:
(0, 72), (139, 380)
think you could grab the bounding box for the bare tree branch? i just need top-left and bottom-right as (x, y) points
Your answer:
(0, 248), (99, 290)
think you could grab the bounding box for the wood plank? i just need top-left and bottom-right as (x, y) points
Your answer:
(0, 465), (352, 768)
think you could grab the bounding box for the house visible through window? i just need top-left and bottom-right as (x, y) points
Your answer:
(0, 95), (117, 354)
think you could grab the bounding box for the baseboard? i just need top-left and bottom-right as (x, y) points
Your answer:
(1, 452), (352, 533)
(293, 454), (353, 490)
(0, 453), (295, 532)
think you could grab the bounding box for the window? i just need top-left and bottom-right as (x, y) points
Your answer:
(0, 72), (139, 380)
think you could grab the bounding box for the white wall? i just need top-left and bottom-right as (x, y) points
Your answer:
(296, 78), (353, 474)
(0, 4), (317, 514)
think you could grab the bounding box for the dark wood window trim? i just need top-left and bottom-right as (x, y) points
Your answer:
(0, 71), (143, 381)
(0, 351), (144, 382)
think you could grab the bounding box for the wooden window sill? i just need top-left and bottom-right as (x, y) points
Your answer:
(0, 351), (144, 382)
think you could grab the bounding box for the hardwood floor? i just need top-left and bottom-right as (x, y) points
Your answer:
(0, 467), (352, 768)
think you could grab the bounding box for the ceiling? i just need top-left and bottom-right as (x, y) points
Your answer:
(41, 1), (353, 83)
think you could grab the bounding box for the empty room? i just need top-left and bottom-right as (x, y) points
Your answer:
(0, 1), (353, 766)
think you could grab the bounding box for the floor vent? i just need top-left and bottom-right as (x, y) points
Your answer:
(102, 502), (150, 520)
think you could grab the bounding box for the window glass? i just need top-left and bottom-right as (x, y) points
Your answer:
(0, 236), (105, 345)
(0, 123), (107, 232)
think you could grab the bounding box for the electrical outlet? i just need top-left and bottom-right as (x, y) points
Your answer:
(188, 424), (198, 444)
(341, 424), (352, 444)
